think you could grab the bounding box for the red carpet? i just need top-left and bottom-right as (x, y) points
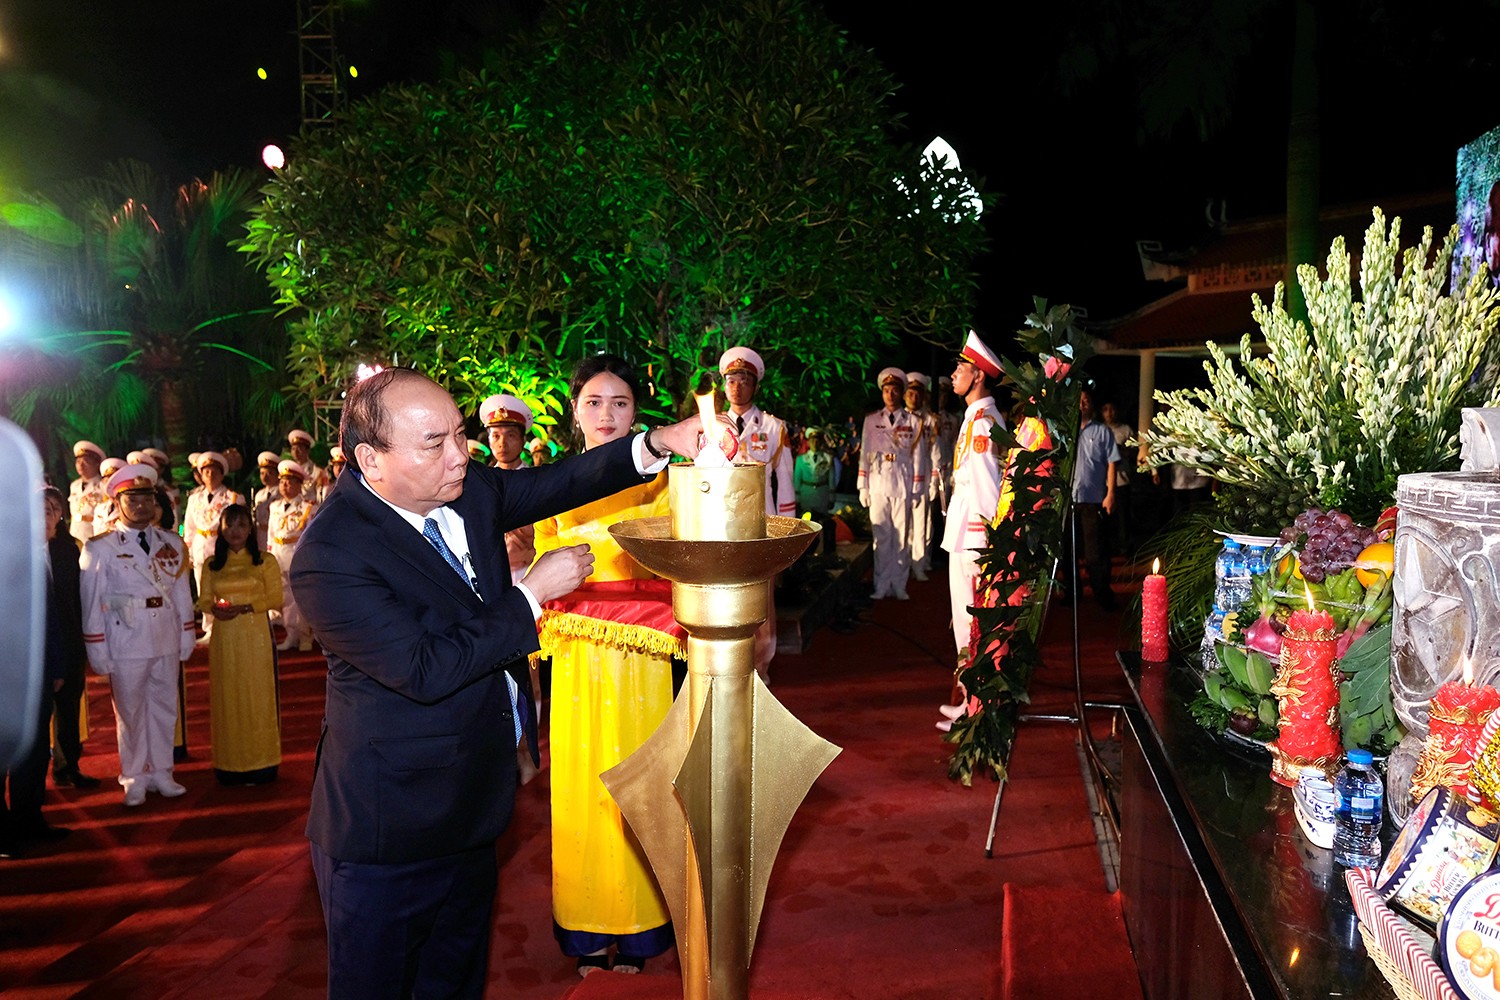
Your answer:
(0, 556), (1140, 999)
(999, 884), (1142, 1000)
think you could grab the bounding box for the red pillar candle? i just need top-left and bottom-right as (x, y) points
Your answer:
(1142, 558), (1169, 662)
(1268, 606), (1341, 787)
(1411, 673), (1500, 805)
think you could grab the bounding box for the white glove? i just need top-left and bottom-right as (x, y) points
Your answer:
(859, 490), (870, 508)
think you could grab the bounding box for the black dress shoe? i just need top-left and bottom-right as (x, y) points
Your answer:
(54, 767), (102, 789)
(21, 823), (72, 844)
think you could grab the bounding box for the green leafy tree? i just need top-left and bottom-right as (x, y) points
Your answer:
(1, 161), (286, 470)
(241, 0), (988, 425)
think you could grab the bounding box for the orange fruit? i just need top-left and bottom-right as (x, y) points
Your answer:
(1279, 553), (1304, 580)
(1354, 541), (1395, 588)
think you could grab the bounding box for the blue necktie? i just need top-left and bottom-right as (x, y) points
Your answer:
(422, 518), (477, 594)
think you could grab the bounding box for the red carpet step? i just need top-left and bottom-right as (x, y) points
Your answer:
(998, 883), (1143, 1000)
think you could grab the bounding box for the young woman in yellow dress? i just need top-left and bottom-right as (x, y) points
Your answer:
(533, 354), (678, 976)
(196, 505), (283, 785)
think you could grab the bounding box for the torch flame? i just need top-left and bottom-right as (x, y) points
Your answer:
(1303, 583), (1316, 612)
(694, 394), (730, 468)
(1152, 557), (1160, 575)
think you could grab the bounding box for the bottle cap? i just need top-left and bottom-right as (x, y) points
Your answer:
(1348, 748), (1374, 765)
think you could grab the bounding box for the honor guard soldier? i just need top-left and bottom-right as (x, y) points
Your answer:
(479, 393), (537, 581)
(904, 372), (943, 582)
(69, 441), (108, 545)
(287, 429), (326, 502)
(481, 393), (533, 471)
(466, 440), (490, 464)
(940, 331), (1007, 669)
(92, 457), (127, 537)
(252, 451), (281, 551)
(859, 367), (920, 600)
(719, 347), (796, 517)
(183, 452), (246, 575)
(79, 463), (196, 806)
(719, 346), (795, 679)
(320, 446), (344, 503)
(269, 461), (319, 651)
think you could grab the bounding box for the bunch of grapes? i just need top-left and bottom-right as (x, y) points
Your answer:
(1278, 508), (1378, 582)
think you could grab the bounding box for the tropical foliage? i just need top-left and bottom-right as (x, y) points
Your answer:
(0, 160), (286, 472)
(239, 0), (988, 425)
(1140, 209), (1500, 530)
(944, 301), (1093, 786)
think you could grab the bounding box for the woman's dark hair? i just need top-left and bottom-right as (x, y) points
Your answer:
(209, 504), (261, 570)
(339, 367), (440, 475)
(568, 353), (642, 450)
(155, 487), (176, 531)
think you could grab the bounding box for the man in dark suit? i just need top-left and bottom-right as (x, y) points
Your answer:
(291, 367), (707, 999)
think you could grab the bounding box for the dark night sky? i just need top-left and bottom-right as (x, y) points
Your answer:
(3, 0), (1499, 354)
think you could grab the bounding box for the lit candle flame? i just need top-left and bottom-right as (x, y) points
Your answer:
(1303, 583), (1316, 613)
(1152, 557), (1161, 575)
(694, 393), (730, 468)
(1464, 655), (1475, 686)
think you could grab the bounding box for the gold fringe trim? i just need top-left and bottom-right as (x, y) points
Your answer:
(533, 610), (685, 661)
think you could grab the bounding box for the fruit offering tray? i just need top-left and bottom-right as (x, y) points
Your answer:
(1346, 867), (1458, 1000)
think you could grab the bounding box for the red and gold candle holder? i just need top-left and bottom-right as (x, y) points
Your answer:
(1411, 680), (1500, 806)
(1141, 558), (1169, 662)
(1268, 607), (1341, 787)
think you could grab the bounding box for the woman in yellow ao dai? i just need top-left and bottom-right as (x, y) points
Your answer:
(195, 504), (283, 784)
(532, 354), (676, 975)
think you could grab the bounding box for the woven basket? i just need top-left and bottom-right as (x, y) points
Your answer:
(1358, 922), (1425, 1000)
(1345, 868), (1459, 1000)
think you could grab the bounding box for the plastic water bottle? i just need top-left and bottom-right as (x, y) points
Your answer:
(1214, 540), (1243, 610)
(1199, 604), (1225, 673)
(1333, 749), (1384, 868)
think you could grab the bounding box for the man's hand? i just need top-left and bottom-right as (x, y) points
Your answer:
(1103, 491), (1116, 515)
(653, 414), (736, 460)
(859, 490), (870, 508)
(517, 744), (539, 785)
(521, 544), (595, 604)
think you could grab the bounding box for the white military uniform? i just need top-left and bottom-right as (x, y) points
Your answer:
(252, 484), (276, 551)
(907, 399), (943, 578)
(941, 394), (1005, 661)
(80, 522), (196, 796)
(268, 484), (318, 649)
(69, 476), (107, 544)
(296, 459), (326, 503)
(719, 346), (789, 678)
(730, 405), (797, 517)
(860, 395), (920, 599)
(183, 484), (246, 570)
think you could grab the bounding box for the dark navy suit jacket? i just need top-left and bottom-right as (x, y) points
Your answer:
(291, 436), (649, 864)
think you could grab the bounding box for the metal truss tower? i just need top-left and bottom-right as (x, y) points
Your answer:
(297, 0), (343, 126)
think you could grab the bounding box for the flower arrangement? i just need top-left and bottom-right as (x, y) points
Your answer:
(1141, 208), (1500, 531)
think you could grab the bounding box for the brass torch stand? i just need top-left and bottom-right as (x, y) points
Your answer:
(606, 462), (839, 1000)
